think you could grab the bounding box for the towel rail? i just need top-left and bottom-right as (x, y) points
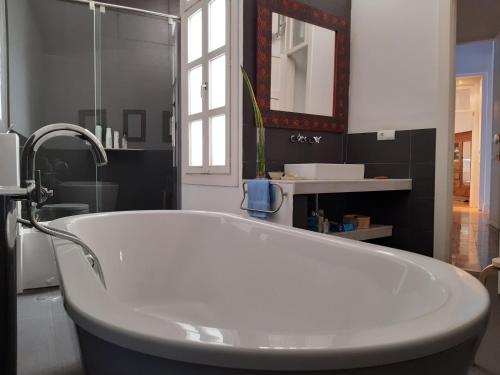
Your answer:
(240, 182), (288, 214)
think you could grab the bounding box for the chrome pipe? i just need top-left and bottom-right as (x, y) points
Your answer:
(24, 202), (106, 288)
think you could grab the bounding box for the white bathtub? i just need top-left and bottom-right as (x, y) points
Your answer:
(50, 211), (489, 374)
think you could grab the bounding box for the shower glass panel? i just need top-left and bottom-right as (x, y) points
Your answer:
(95, 6), (179, 210)
(7, 0), (98, 219)
(6, 0), (179, 220)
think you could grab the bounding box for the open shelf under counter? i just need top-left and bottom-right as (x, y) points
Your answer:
(273, 178), (412, 195)
(326, 225), (393, 241)
(251, 178), (412, 230)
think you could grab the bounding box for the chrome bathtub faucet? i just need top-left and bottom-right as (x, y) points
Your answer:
(19, 123), (108, 287)
(21, 123), (107, 206)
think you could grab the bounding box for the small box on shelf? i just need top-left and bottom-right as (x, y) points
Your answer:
(329, 225), (393, 241)
(343, 214), (370, 230)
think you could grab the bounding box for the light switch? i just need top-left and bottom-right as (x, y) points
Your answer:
(377, 130), (396, 141)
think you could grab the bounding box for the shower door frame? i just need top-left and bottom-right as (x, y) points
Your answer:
(63, 0), (180, 20)
(59, 0), (182, 209)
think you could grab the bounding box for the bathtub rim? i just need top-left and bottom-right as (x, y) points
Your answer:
(50, 210), (490, 371)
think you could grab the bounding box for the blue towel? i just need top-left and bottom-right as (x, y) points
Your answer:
(247, 179), (275, 219)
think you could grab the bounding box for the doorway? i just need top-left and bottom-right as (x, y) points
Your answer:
(454, 76), (483, 208)
(451, 75), (497, 272)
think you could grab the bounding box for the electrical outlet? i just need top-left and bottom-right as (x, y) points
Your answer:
(377, 130), (396, 141)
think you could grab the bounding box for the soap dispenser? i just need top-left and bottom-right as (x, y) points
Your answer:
(122, 132), (128, 149)
(105, 128), (113, 149)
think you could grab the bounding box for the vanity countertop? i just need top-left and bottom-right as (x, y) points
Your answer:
(269, 178), (412, 195)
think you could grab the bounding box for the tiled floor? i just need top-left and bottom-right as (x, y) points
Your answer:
(450, 202), (499, 272)
(449, 201), (500, 374)
(17, 288), (84, 375)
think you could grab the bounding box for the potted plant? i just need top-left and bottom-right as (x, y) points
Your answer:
(241, 66), (266, 179)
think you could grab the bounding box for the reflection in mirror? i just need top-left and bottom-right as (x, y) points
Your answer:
(270, 12), (336, 117)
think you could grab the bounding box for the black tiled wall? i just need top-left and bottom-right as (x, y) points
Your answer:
(296, 129), (436, 257)
(345, 129), (436, 255)
(37, 148), (177, 211)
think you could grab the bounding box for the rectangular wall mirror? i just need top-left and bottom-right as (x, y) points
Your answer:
(270, 13), (336, 117)
(256, 0), (350, 133)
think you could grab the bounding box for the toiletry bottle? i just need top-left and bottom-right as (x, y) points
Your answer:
(122, 132), (128, 149)
(95, 124), (102, 145)
(323, 219), (330, 234)
(113, 131), (120, 149)
(317, 210), (325, 233)
(105, 128), (113, 149)
(307, 211), (319, 232)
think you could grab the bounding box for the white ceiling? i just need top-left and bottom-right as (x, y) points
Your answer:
(457, 0), (500, 44)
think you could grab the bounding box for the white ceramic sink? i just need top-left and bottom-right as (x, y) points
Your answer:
(284, 163), (365, 180)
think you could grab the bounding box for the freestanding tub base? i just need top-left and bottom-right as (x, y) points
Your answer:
(77, 326), (484, 375)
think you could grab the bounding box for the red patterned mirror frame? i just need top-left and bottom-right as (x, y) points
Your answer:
(256, 0), (350, 133)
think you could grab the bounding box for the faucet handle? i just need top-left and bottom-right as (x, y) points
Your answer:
(34, 170), (53, 208)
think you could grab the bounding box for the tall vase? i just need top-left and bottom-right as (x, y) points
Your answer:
(256, 127), (267, 179)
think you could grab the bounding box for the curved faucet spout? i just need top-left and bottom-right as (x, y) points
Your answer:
(21, 123), (108, 188)
(18, 123), (109, 289)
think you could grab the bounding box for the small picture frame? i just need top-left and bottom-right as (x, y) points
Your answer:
(162, 110), (172, 143)
(123, 110), (146, 142)
(78, 109), (107, 129)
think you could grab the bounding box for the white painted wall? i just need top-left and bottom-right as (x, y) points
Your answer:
(349, 0), (456, 261)
(182, 184), (243, 215)
(454, 111), (474, 133)
(456, 41), (494, 212)
(349, 1), (448, 133)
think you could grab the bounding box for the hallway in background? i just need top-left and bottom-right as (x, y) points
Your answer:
(451, 201), (498, 272)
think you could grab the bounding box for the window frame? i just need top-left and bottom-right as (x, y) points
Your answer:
(181, 0), (199, 14)
(181, 0), (240, 186)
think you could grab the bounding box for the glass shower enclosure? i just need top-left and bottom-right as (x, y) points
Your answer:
(7, 0), (179, 219)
